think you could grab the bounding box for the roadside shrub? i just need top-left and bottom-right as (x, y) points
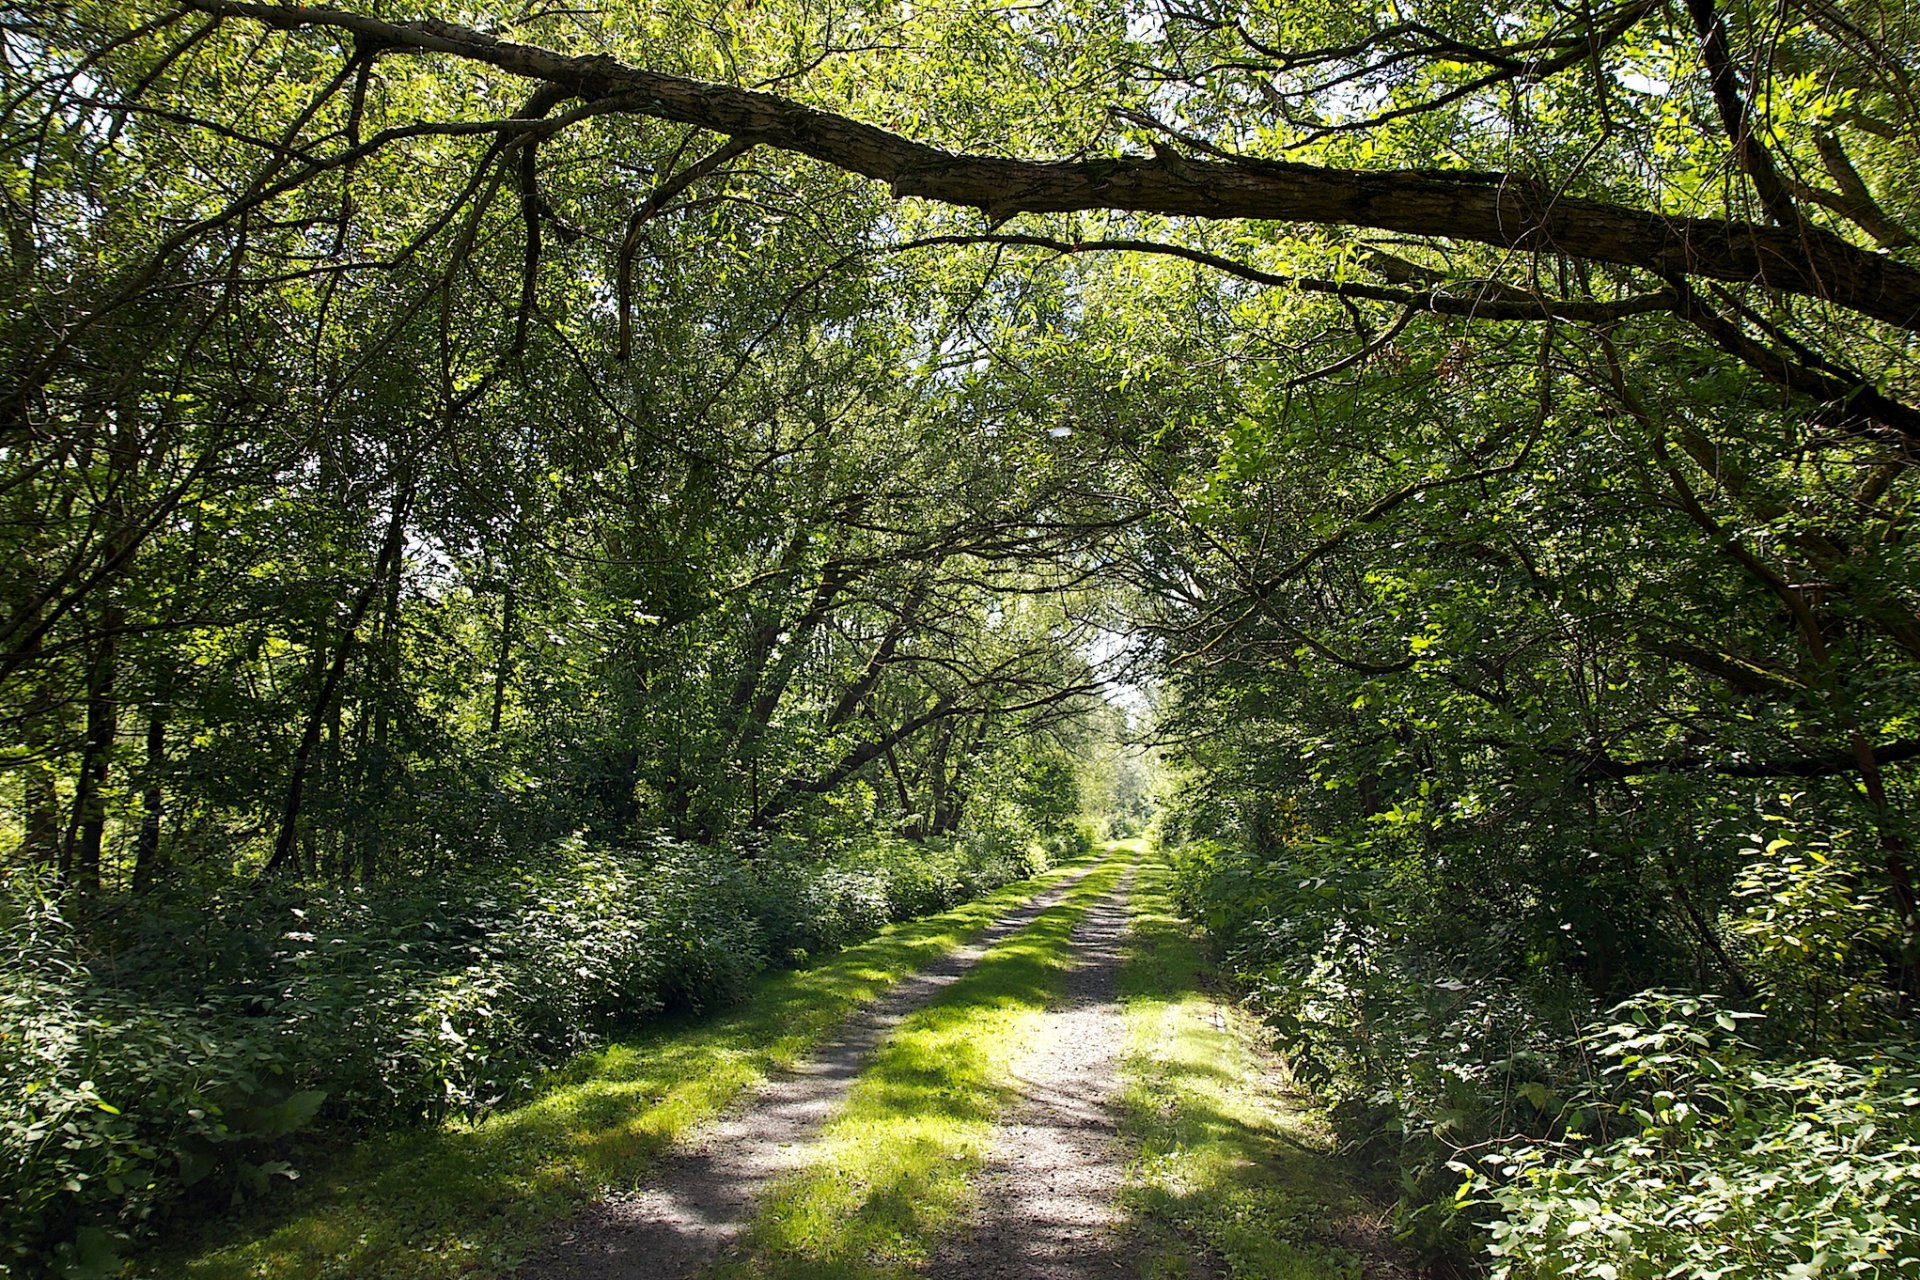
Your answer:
(1164, 827), (1592, 1241)
(1725, 818), (1903, 1050)
(1472, 994), (1920, 1279)
(1042, 816), (1097, 864)
(749, 833), (1042, 962)
(3, 824), (1063, 1274)
(1, 874), (315, 1280)
(642, 839), (766, 1011)
(750, 857), (891, 962)
(867, 846), (964, 921)
(1159, 796), (1919, 1273)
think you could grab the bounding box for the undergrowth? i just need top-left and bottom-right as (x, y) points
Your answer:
(1158, 802), (1920, 1277)
(1118, 848), (1374, 1280)
(1469, 994), (1920, 1279)
(1, 831), (1064, 1279)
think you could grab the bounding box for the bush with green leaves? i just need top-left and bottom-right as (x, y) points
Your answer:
(751, 854), (895, 963)
(1160, 791), (1920, 1274)
(1469, 993), (1920, 1279)
(1, 875), (322, 1279)
(95, 836), (767, 1130)
(1160, 821), (1595, 1253)
(2, 828), (1053, 1276)
(1725, 812), (1904, 1050)
(749, 832), (1044, 963)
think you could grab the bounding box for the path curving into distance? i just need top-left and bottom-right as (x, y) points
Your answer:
(520, 856), (1111, 1280)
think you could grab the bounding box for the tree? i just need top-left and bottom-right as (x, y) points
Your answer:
(1, 0), (1909, 921)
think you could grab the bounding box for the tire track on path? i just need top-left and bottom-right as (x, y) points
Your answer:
(922, 866), (1136, 1280)
(520, 855), (1110, 1280)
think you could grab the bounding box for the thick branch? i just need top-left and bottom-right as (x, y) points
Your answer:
(184, 0), (1920, 332)
(1670, 277), (1920, 444)
(1814, 133), (1913, 248)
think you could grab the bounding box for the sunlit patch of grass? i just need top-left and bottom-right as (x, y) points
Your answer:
(1118, 851), (1373, 1280)
(712, 849), (1134, 1280)
(146, 854), (1099, 1280)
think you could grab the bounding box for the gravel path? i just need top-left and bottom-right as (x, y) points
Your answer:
(519, 860), (1107, 1280)
(923, 867), (1136, 1280)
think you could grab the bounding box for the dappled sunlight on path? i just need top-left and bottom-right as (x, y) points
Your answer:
(509, 843), (1411, 1280)
(924, 868), (1136, 1280)
(520, 858), (1108, 1280)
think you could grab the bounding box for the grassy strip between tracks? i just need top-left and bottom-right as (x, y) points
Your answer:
(709, 847), (1134, 1280)
(147, 852), (1101, 1280)
(1117, 849), (1381, 1280)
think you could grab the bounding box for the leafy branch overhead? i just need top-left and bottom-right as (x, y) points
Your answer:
(9, 0), (1905, 459)
(132, 1), (1920, 332)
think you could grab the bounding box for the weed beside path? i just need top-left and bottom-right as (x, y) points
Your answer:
(150, 853), (1102, 1280)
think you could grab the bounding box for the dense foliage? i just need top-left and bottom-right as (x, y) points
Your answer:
(1481, 996), (1920, 1279)
(0, 827), (1068, 1274)
(5, 0), (1919, 1273)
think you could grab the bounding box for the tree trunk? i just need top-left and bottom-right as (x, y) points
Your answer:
(66, 606), (122, 894)
(925, 720), (953, 836)
(880, 735), (915, 831)
(20, 668), (61, 867)
(359, 536), (406, 883)
(131, 705), (166, 892)
(268, 475), (412, 876)
(490, 579), (515, 735)
(936, 715), (992, 835)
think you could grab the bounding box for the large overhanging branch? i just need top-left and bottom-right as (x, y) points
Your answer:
(186, 0), (1920, 333)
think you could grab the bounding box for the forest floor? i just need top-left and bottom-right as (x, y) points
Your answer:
(158, 843), (1410, 1280)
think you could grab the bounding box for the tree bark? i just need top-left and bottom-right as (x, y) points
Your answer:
(65, 606), (122, 895)
(359, 527), (407, 882)
(936, 714), (993, 835)
(923, 719), (953, 837)
(23, 755), (60, 868)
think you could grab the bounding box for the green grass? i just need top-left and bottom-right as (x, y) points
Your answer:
(710, 847), (1135, 1280)
(1117, 849), (1376, 1280)
(145, 853), (1100, 1280)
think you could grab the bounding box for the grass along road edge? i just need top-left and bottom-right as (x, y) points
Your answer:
(1117, 848), (1398, 1280)
(709, 845), (1135, 1280)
